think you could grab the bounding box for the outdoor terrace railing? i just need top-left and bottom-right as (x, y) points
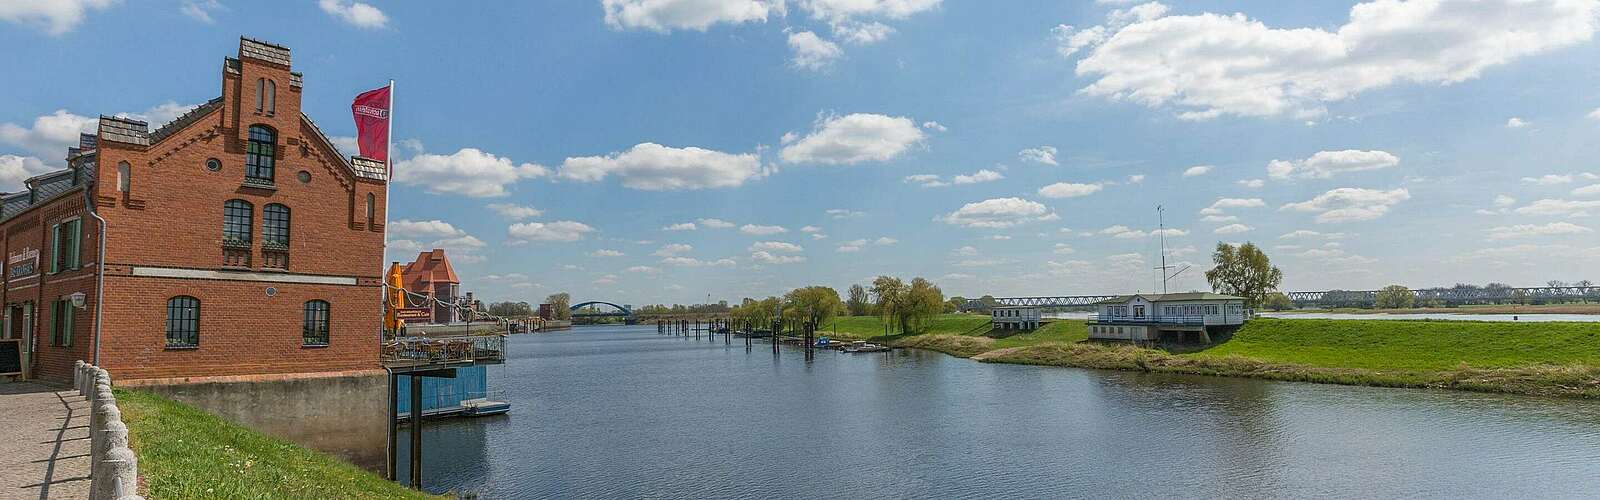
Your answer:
(381, 334), (506, 366)
(1088, 314), (1208, 325)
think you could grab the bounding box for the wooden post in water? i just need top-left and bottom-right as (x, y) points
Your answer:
(408, 374), (423, 490)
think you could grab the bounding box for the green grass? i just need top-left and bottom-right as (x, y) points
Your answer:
(822, 315), (1600, 399)
(1195, 318), (1600, 371)
(116, 389), (438, 500)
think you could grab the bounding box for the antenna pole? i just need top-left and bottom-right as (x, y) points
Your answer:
(1158, 205), (1169, 294)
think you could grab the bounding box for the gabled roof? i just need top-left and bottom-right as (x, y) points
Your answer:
(1092, 292), (1244, 305)
(400, 249), (461, 293)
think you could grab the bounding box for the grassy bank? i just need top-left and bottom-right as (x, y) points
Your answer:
(1281, 303), (1600, 315)
(116, 389), (436, 499)
(825, 315), (1600, 399)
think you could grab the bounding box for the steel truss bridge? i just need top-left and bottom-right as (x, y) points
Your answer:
(971, 286), (1596, 309)
(570, 301), (633, 318)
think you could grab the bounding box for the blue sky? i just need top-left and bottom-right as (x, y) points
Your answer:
(3, 1), (1599, 306)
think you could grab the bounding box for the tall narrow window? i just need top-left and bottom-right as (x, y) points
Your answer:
(165, 296), (199, 348)
(245, 125), (276, 183)
(51, 300), (73, 346)
(303, 300), (330, 346)
(116, 161), (130, 193)
(265, 79), (276, 114)
(49, 219), (81, 273)
(223, 199), (253, 244)
(365, 193), (375, 226)
(263, 203), (290, 247)
(256, 78), (265, 112)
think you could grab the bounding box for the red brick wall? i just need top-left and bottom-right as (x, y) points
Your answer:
(1, 187), (102, 381)
(5, 40), (388, 382)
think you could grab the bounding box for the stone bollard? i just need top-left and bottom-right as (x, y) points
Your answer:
(99, 446), (138, 500)
(75, 361), (85, 395)
(90, 388), (117, 498)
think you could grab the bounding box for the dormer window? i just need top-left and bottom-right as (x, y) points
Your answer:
(255, 78), (276, 114)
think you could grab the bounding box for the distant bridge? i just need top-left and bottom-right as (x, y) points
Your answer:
(570, 301), (632, 318)
(969, 286), (1596, 309)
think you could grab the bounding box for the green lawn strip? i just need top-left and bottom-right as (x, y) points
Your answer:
(115, 389), (439, 500)
(1195, 318), (1600, 371)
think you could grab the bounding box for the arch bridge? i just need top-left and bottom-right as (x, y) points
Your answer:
(570, 301), (633, 318)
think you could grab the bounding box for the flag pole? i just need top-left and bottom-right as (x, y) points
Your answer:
(383, 79), (394, 233)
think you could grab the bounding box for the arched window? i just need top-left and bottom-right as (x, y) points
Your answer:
(266, 79), (276, 114)
(223, 199), (253, 243)
(116, 161), (130, 193)
(255, 78), (265, 112)
(263, 203), (290, 247)
(303, 300), (330, 346)
(365, 193), (375, 226)
(165, 296), (199, 348)
(246, 125), (275, 182)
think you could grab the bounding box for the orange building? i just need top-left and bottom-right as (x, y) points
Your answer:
(399, 249), (463, 324)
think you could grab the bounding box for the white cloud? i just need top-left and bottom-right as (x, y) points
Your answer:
(1506, 117), (1530, 128)
(953, 169), (1004, 185)
(904, 174), (948, 188)
(1522, 174), (1574, 185)
(1018, 146), (1059, 166)
(788, 31), (843, 70)
(749, 241), (803, 253)
(602, 0), (783, 32)
(1128, 174), (1146, 184)
(1053, 243), (1075, 255)
(0, 155), (53, 192)
(1281, 187), (1410, 223)
(698, 218), (736, 228)
(430, 235), (486, 249)
(486, 203), (543, 220)
(1267, 150), (1399, 180)
(940, 197), (1057, 228)
(661, 256), (737, 267)
(1207, 198), (1265, 210)
(1486, 222), (1592, 240)
(388, 219), (465, 239)
(1238, 179), (1265, 188)
(873, 237), (897, 245)
(942, 273), (975, 280)
(663, 222), (697, 231)
(653, 243), (694, 257)
(1279, 230), (1348, 240)
(1495, 194), (1518, 207)
(1201, 215), (1238, 223)
(626, 265), (661, 274)
(798, 0), (940, 22)
(779, 113), (924, 165)
(1037, 182), (1103, 199)
(800, 225), (822, 233)
(395, 148), (548, 198)
(921, 121), (947, 132)
(560, 143), (763, 191)
(591, 249), (626, 257)
(507, 221), (596, 243)
(954, 258), (1009, 268)
(1214, 223), (1254, 234)
(751, 251), (806, 264)
(1066, 0), (1599, 120)
(826, 209), (865, 219)
(180, 0), (221, 23)
(952, 246), (978, 256)
(1590, 108), (1600, 120)
(1514, 199), (1600, 217)
(1574, 184), (1600, 197)
(740, 224), (788, 235)
(1101, 225), (1187, 239)
(1182, 165), (1212, 177)
(318, 0), (388, 29)
(593, 274), (618, 285)
(0, 0), (116, 34)
(836, 242), (862, 252)
(0, 109), (97, 159)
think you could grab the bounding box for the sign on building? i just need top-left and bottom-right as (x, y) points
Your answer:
(7, 247), (38, 280)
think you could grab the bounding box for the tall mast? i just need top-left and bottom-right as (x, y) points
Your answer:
(1158, 205), (1169, 294)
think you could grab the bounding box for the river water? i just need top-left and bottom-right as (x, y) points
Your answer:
(399, 325), (1600, 498)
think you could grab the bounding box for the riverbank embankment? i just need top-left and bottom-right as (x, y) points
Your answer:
(823, 315), (1600, 399)
(115, 389), (437, 499)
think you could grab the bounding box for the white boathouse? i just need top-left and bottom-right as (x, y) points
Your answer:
(991, 305), (1041, 330)
(1087, 292), (1249, 343)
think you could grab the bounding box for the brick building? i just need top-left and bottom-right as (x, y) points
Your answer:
(399, 248), (464, 325)
(3, 37), (388, 383)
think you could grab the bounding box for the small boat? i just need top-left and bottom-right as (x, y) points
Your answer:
(843, 341), (890, 353)
(814, 336), (831, 347)
(460, 398), (511, 416)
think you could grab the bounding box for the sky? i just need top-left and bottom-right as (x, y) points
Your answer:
(2, 0), (1599, 307)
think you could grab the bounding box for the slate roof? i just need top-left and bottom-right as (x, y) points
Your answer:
(350, 156), (387, 181)
(401, 249), (461, 293)
(1092, 292), (1244, 305)
(148, 97), (224, 144)
(98, 116), (149, 146)
(239, 37), (291, 66)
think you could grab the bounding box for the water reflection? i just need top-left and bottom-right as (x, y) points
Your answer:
(402, 325), (1600, 498)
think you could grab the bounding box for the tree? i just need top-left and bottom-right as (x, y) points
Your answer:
(1203, 242), (1283, 309)
(545, 292), (571, 320)
(1262, 292), (1293, 311)
(944, 296), (966, 313)
(1375, 285), (1415, 309)
(904, 278), (945, 333)
(784, 286), (843, 328)
(870, 276), (907, 333)
(1576, 280), (1594, 302)
(845, 284), (873, 316)
(487, 301), (534, 317)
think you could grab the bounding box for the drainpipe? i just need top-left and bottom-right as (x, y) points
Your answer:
(85, 184), (107, 366)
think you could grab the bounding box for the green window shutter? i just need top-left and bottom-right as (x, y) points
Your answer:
(49, 301), (58, 346)
(49, 223), (60, 274)
(64, 301), (74, 346)
(69, 220), (82, 270)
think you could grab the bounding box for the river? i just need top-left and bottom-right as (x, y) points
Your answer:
(398, 325), (1600, 498)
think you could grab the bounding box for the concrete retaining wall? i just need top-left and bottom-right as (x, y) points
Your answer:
(123, 369), (390, 471)
(75, 360), (144, 500)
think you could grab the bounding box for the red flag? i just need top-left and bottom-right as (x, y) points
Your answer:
(351, 85), (391, 162)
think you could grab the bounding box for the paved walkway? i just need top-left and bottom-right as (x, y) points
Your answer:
(0, 381), (91, 500)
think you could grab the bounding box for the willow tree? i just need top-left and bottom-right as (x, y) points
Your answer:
(869, 276), (944, 334)
(845, 284), (873, 316)
(1203, 242), (1282, 309)
(784, 286), (843, 328)
(870, 276), (908, 333)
